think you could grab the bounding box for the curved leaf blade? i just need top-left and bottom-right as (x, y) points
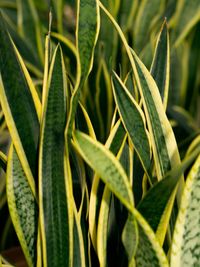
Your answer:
(73, 130), (134, 210)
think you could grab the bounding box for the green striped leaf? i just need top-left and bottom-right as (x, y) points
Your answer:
(137, 144), (200, 245)
(88, 120), (125, 251)
(112, 71), (151, 176)
(73, 128), (168, 267)
(99, 1), (182, 183)
(73, 130), (134, 210)
(150, 20), (170, 110)
(0, 12), (40, 197)
(96, 133), (127, 266)
(131, 48), (181, 180)
(39, 45), (71, 267)
(66, 0), (100, 138)
(173, 0), (200, 47)
(171, 154), (200, 267)
(7, 145), (38, 267)
(122, 215), (138, 267)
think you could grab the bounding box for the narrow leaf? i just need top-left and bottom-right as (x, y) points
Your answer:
(65, 0), (100, 138)
(7, 145), (38, 267)
(150, 20), (170, 110)
(171, 154), (200, 267)
(39, 45), (70, 267)
(0, 12), (40, 196)
(112, 71), (151, 176)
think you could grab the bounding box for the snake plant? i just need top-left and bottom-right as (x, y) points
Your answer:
(0, 0), (200, 266)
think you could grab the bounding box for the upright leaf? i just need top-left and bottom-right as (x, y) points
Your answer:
(39, 45), (71, 267)
(150, 20), (170, 110)
(171, 154), (200, 267)
(0, 12), (40, 196)
(73, 129), (169, 267)
(7, 145), (38, 267)
(112, 71), (151, 176)
(65, 0), (100, 138)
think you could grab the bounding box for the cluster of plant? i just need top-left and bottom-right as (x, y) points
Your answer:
(0, 0), (200, 266)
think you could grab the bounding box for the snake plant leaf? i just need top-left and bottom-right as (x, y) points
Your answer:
(99, 1), (182, 184)
(111, 71), (151, 177)
(0, 12), (40, 197)
(88, 120), (126, 251)
(173, 0), (200, 47)
(122, 214), (138, 267)
(97, 186), (111, 267)
(171, 154), (200, 267)
(137, 145), (200, 245)
(74, 128), (168, 266)
(73, 206), (86, 267)
(134, 0), (166, 53)
(66, 0), (100, 138)
(39, 45), (70, 267)
(96, 133), (127, 267)
(73, 130), (134, 210)
(150, 20), (170, 110)
(130, 48), (182, 182)
(7, 145), (38, 267)
(17, 0), (44, 64)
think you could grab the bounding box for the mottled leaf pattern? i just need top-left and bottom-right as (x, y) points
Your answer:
(39, 45), (70, 267)
(7, 145), (38, 267)
(171, 155), (200, 267)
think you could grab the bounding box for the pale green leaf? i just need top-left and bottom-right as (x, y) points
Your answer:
(171, 154), (200, 267)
